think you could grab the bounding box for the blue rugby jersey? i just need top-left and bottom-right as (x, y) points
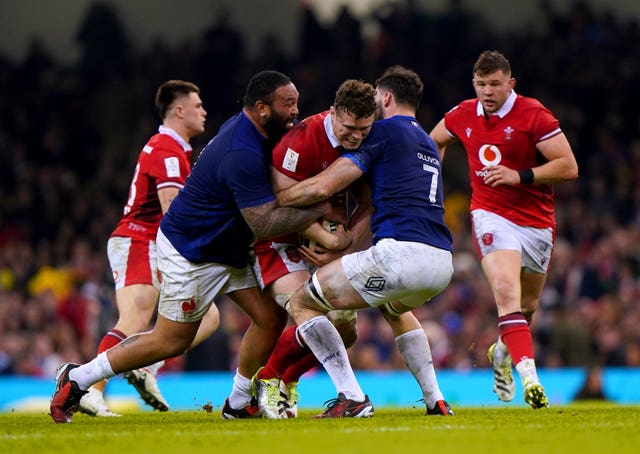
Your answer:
(160, 111), (276, 268)
(342, 115), (453, 251)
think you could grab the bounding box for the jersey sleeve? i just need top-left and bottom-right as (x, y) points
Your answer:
(145, 145), (190, 190)
(443, 104), (463, 139)
(531, 105), (561, 143)
(221, 149), (275, 209)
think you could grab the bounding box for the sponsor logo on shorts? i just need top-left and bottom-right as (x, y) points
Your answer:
(181, 298), (196, 312)
(364, 277), (385, 291)
(482, 232), (493, 246)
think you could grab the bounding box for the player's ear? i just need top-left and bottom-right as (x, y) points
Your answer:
(255, 100), (270, 119)
(382, 90), (393, 108)
(173, 104), (184, 119)
(509, 77), (516, 89)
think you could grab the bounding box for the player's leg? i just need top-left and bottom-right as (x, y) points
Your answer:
(51, 315), (200, 423)
(481, 249), (521, 402)
(223, 286), (287, 417)
(518, 269), (549, 408)
(276, 313), (357, 418)
(473, 209), (539, 406)
(81, 236), (163, 415)
(481, 250), (548, 408)
(225, 245), (302, 418)
(378, 306), (453, 415)
(253, 262), (360, 418)
(190, 303), (221, 348)
(289, 259), (372, 418)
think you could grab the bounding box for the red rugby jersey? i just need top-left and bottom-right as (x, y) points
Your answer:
(111, 127), (192, 241)
(444, 93), (561, 228)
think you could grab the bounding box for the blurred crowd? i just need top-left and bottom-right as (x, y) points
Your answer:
(1, 0), (640, 379)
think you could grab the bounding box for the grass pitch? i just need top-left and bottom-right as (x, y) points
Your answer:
(2, 404), (639, 454)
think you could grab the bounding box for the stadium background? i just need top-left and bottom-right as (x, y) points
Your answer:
(1, 0), (640, 410)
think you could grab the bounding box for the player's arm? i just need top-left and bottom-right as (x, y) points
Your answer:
(484, 133), (579, 187)
(429, 118), (458, 161)
(158, 187), (180, 214)
(530, 133), (579, 184)
(272, 167), (351, 250)
(277, 157), (363, 207)
(240, 200), (329, 239)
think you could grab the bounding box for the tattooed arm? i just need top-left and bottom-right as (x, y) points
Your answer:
(240, 199), (329, 239)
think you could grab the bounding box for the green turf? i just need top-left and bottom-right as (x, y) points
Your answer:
(2, 404), (639, 454)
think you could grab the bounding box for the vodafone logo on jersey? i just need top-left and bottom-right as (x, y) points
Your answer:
(478, 144), (502, 166)
(475, 144), (502, 179)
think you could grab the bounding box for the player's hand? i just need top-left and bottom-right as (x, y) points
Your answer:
(482, 165), (520, 187)
(328, 224), (352, 250)
(298, 244), (342, 267)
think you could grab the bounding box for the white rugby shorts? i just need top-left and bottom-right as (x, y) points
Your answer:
(156, 229), (258, 323)
(341, 238), (453, 309)
(471, 208), (553, 273)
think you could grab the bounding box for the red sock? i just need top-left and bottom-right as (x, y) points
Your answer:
(281, 352), (319, 384)
(97, 329), (126, 354)
(257, 326), (309, 380)
(498, 312), (534, 366)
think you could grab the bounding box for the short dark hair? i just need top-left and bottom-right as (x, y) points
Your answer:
(375, 66), (423, 110)
(473, 50), (511, 77)
(155, 80), (200, 120)
(243, 70), (292, 107)
(333, 79), (376, 119)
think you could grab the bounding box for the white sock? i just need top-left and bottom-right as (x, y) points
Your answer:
(227, 370), (252, 409)
(298, 316), (365, 401)
(143, 360), (165, 375)
(396, 328), (443, 408)
(515, 358), (540, 385)
(69, 352), (115, 391)
(494, 336), (510, 364)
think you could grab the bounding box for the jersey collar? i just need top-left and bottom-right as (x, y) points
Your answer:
(476, 90), (517, 118)
(158, 125), (192, 152)
(323, 112), (341, 148)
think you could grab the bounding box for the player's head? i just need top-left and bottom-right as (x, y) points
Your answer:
(155, 80), (207, 137)
(330, 79), (376, 150)
(374, 66), (423, 120)
(244, 70), (299, 142)
(472, 50), (516, 114)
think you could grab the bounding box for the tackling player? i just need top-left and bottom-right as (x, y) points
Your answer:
(266, 66), (454, 418)
(50, 71), (331, 423)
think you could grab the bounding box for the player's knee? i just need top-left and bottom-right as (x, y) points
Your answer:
(304, 272), (336, 312)
(157, 333), (193, 357)
(382, 301), (405, 317)
(274, 293), (294, 315)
